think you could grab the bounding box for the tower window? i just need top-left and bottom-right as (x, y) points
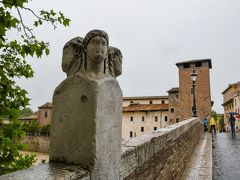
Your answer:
(155, 116), (158, 122)
(183, 64), (190, 68)
(161, 100), (165, 104)
(154, 127), (157, 131)
(170, 108), (174, 113)
(141, 127), (144, 132)
(44, 111), (48, 118)
(142, 116), (145, 121)
(195, 62), (202, 67)
(149, 100), (153, 104)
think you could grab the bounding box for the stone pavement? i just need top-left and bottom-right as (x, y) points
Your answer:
(213, 133), (240, 180)
(181, 132), (212, 180)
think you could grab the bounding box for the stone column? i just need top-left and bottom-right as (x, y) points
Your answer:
(49, 74), (122, 179)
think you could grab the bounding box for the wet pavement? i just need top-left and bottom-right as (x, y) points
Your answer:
(181, 133), (212, 180)
(213, 133), (240, 180)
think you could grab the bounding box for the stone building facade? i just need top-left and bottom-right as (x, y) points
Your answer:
(167, 87), (180, 124)
(19, 114), (38, 124)
(176, 59), (212, 121)
(222, 82), (240, 129)
(122, 96), (169, 140)
(37, 102), (52, 126)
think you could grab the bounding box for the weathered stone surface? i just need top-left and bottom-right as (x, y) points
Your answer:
(49, 73), (122, 179)
(181, 133), (212, 180)
(0, 163), (90, 180)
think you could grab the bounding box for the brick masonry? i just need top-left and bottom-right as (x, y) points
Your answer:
(177, 60), (212, 122)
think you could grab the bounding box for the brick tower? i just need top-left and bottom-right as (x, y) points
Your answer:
(176, 59), (212, 121)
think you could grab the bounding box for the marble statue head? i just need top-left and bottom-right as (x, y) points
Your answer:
(61, 30), (122, 79)
(62, 37), (83, 77)
(108, 46), (122, 77)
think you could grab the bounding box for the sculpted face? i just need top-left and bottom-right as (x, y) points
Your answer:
(86, 36), (108, 63)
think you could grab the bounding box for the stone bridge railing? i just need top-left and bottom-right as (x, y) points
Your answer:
(1, 117), (203, 180)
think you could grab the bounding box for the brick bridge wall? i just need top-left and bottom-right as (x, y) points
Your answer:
(2, 118), (202, 179)
(120, 117), (203, 179)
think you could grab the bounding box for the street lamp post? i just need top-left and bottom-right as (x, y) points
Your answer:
(190, 69), (198, 117)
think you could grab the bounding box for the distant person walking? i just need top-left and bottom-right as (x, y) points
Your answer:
(210, 117), (216, 134)
(203, 117), (208, 132)
(229, 114), (236, 135)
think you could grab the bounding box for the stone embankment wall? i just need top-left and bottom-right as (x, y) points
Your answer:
(2, 118), (202, 179)
(21, 136), (49, 153)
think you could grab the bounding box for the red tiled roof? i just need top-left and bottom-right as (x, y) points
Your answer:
(123, 104), (169, 112)
(221, 82), (240, 94)
(38, 102), (52, 109)
(167, 87), (179, 93)
(123, 96), (168, 100)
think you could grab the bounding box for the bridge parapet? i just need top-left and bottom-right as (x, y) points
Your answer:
(1, 118), (203, 180)
(120, 117), (202, 179)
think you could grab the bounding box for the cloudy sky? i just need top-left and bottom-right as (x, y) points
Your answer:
(15, 0), (240, 113)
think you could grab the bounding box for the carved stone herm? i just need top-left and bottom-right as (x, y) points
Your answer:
(49, 30), (122, 180)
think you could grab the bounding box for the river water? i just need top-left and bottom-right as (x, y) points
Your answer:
(19, 151), (49, 165)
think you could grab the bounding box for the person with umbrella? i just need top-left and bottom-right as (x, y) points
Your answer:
(229, 113), (236, 135)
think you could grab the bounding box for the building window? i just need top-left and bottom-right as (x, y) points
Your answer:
(149, 100), (153, 104)
(176, 94), (179, 98)
(195, 62), (202, 67)
(176, 118), (179, 123)
(161, 100), (165, 104)
(154, 127), (157, 131)
(141, 127), (144, 132)
(165, 116), (168, 122)
(142, 116), (145, 121)
(130, 116), (133, 121)
(155, 116), (158, 122)
(130, 101), (133, 104)
(130, 131), (133, 138)
(183, 63), (190, 68)
(44, 111), (48, 118)
(134, 132), (137, 137)
(170, 108), (174, 113)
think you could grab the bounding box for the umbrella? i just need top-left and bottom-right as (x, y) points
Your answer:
(227, 112), (239, 115)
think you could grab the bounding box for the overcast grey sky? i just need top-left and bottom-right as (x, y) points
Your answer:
(16, 0), (240, 113)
